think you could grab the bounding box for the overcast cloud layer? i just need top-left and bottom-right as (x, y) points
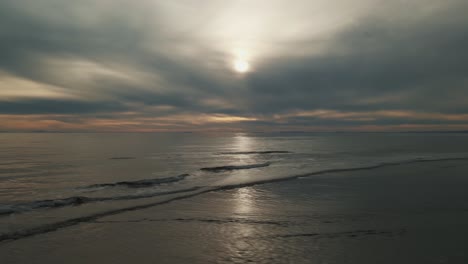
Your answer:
(1, 0), (468, 132)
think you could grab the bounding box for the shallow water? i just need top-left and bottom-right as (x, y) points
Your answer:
(1, 132), (468, 262)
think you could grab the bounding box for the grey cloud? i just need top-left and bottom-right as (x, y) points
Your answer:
(0, 0), (467, 130)
(246, 0), (468, 115)
(0, 98), (127, 114)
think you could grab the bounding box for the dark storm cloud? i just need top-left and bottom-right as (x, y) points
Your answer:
(0, 0), (467, 131)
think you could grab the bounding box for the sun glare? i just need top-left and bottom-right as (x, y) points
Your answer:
(234, 59), (250, 73)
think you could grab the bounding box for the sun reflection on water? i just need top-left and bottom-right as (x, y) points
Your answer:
(234, 134), (252, 152)
(234, 188), (255, 215)
(213, 134), (258, 187)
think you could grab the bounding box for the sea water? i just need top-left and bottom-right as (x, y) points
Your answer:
(1, 132), (468, 259)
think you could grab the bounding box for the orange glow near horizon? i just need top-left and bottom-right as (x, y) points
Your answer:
(1, 110), (468, 133)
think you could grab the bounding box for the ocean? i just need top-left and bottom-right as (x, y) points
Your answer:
(1, 133), (468, 263)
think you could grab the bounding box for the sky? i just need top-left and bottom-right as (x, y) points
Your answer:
(1, 0), (468, 132)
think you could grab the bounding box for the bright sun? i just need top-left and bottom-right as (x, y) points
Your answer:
(234, 59), (250, 73)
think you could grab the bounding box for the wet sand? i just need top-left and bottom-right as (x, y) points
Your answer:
(1, 160), (468, 264)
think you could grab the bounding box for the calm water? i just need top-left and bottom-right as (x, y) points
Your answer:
(1, 133), (468, 263)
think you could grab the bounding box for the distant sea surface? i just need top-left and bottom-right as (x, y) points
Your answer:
(1, 133), (468, 263)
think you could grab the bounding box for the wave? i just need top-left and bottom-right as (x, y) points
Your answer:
(0, 187), (200, 216)
(82, 174), (190, 189)
(94, 217), (291, 226)
(0, 187), (211, 242)
(0, 197), (90, 216)
(265, 228), (407, 239)
(1, 156), (467, 242)
(219, 151), (292, 155)
(109, 157), (136, 160)
(200, 162), (271, 172)
(207, 157), (468, 190)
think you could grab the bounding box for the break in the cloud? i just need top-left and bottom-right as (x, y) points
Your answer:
(0, 0), (467, 132)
